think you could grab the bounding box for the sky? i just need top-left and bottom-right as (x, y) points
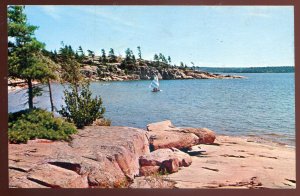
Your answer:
(23, 6), (294, 67)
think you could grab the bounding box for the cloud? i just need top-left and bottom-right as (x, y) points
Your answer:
(72, 6), (137, 28)
(40, 6), (61, 20)
(246, 11), (271, 18)
(243, 6), (291, 18)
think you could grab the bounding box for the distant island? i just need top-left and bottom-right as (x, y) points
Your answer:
(197, 66), (294, 73)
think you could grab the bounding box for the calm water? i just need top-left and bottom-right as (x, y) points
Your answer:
(8, 73), (295, 146)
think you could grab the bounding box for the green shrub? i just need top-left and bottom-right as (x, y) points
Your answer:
(59, 82), (106, 128)
(8, 108), (77, 144)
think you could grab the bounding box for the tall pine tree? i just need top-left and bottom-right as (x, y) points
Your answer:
(108, 48), (117, 63)
(8, 6), (53, 109)
(137, 46), (142, 60)
(101, 49), (107, 64)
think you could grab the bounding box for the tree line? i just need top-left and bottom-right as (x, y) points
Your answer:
(197, 66), (295, 73)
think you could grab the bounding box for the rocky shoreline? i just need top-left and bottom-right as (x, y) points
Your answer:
(9, 120), (295, 189)
(8, 62), (245, 93)
(80, 63), (245, 82)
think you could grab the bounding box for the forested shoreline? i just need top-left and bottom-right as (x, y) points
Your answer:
(197, 66), (294, 73)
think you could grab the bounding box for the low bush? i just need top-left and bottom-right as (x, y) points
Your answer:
(8, 108), (77, 144)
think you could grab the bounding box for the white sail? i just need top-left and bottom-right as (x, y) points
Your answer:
(149, 75), (159, 88)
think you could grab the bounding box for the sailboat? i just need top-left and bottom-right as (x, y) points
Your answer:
(149, 75), (161, 92)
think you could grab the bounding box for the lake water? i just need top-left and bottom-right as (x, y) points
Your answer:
(8, 73), (295, 146)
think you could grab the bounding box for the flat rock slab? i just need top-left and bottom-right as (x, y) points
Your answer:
(9, 126), (150, 188)
(9, 169), (48, 188)
(167, 136), (296, 189)
(27, 164), (88, 188)
(129, 176), (175, 188)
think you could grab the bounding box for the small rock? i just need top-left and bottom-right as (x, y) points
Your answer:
(139, 166), (160, 176)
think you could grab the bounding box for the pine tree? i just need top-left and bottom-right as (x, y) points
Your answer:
(76, 46), (85, 63)
(58, 44), (83, 95)
(101, 49), (107, 64)
(130, 50), (136, 64)
(125, 48), (132, 62)
(53, 50), (58, 62)
(180, 62), (184, 69)
(78, 46), (84, 56)
(108, 48), (117, 63)
(191, 62), (195, 71)
(38, 53), (58, 113)
(8, 6), (53, 109)
(87, 49), (95, 62)
(158, 53), (167, 64)
(153, 54), (159, 62)
(168, 56), (172, 64)
(59, 82), (106, 128)
(137, 46), (142, 60)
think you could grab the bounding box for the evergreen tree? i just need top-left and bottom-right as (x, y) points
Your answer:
(137, 46), (142, 60)
(78, 46), (84, 56)
(68, 45), (75, 56)
(132, 55), (136, 64)
(38, 53), (58, 113)
(53, 50), (58, 62)
(159, 53), (167, 64)
(87, 49), (95, 62)
(191, 62), (195, 71)
(75, 52), (79, 60)
(8, 5), (53, 109)
(59, 82), (106, 128)
(108, 48), (117, 63)
(125, 48), (132, 62)
(153, 54), (160, 67)
(58, 44), (83, 93)
(120, 48), (136, 69)
(101, 49), (107, 64)
(153, 54), (159, 62)
(168, 56), (172, 64)
(180, 62), (184, 69)
(130, 50), (136, 64)
(87, 49), (93, 57)
(59, 45), (76, 59)
(76, 46), (85, 63)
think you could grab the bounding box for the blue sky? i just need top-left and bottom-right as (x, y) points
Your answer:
(24, 6), (294, 67)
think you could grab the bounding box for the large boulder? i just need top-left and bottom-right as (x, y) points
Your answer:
(181, 127), (216, 144)
(148, 129), (199, 151)
(147, 120), (216, 150)
(46, 152), (127, 188)
(9, 126), (150, 188)
(139, 148), (192, 175)
(70, 126), (150, 179)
